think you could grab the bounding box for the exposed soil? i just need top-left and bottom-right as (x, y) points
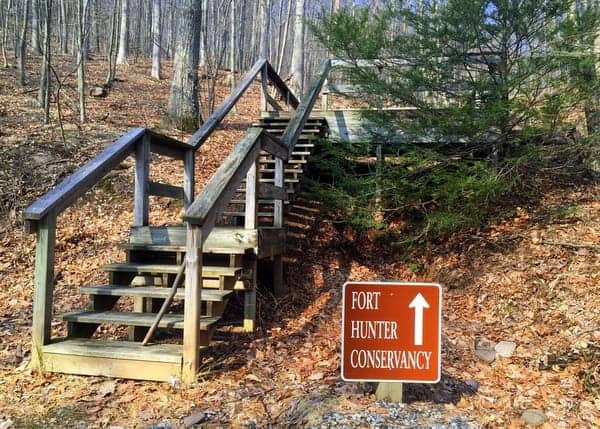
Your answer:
(0, 54), (599, 428)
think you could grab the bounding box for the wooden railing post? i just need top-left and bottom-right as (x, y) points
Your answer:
(31, 214), (56, 372)
(321, 76), (329, 111)
(273, 157), (284, 228)
(260, 64), (268, 112)
(183, 223), (203, 385)
(244, 160), (258, 332)
(273, 155), (286, 296)
(183, 149), (195, 210)
(134, 133), (150, 226)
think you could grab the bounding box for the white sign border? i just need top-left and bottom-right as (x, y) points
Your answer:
(340, 281), (442, 384)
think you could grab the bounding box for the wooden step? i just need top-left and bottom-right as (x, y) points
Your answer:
(61, 310), (218, 330)
(229, 199), (290, 205)
(259, 158), (307, 164)
(259, 168), (303, 173)
(80, 286), (232, 302)
(42, 338), (184, 382)
(260, 178), (299, 184)
(222, 211), (274, 217)
(102, 263), (241, 278)
(222, 211), (275, 218)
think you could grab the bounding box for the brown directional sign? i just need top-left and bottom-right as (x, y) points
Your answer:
(341, 282), (442, 383)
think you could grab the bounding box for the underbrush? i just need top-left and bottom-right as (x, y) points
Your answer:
(304, 134), (598, 248)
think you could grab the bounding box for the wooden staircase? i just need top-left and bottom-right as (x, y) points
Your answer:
(24, 59), (332, 384)
(41, 225), (257, 382)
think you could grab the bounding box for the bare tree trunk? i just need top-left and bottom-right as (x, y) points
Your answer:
(259, 0), (269, 59)
(168, 0), (176, 60)
(77, 0), (87, 123)
(229, 0), (236, 106)
(116, 0), (128, 64)
(105, 0), (118, 85)
(290, 0), (305, 96)
(38, 0), (51, 123)
(276, 0), (292, 75)
(31, 0), (41, 54)
(18, 0), (29, 86)
(199, 0), (207, 67)
(59, 0), (68, 53)
(166, 0), (202, 131)
(151, 0), (160, 79)
(248, 0), (258, 65)
(1, 0), (12, 68)
(93, 0), (100, 54)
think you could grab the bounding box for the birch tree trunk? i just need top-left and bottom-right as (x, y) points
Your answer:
(116, 0), (128, 64)
(18, 0), (29, 86)
(166, 0), (202, 131)
(151, 0), (161, 79)
(290, 0), (305, 96)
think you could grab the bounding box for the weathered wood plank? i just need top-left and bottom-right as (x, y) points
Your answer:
(43, 339), (183, 381)
(128, 226), (258, 253)
(260, 131), (289, 161)
(61, 310), (217, 330)
(80, 286), (232, 301)
(183, 225), (202, 385)
(24, 128), (145, 222)
(43, 352), (182, 382)
(31, 215), (56, 371)
(102, 263), (241, 278)
(148, 181), (184, 199)
(188, 59), (266, 150)
(133, 134), (150, 226)
(44, 338), (182, 361)
(280, 60), (331, 152)
(184, 127), (262, 225)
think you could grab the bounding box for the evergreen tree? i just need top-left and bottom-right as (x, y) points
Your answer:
(310, 1), (599, 241)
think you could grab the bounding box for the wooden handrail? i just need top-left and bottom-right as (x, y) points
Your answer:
(184, 127), (263, 227)
(187, 59), (299, 150)
(280, 59), (331, 151)
(23, 128), (146, 228)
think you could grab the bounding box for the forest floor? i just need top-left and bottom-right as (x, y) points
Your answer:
(0, 55), (599, 428)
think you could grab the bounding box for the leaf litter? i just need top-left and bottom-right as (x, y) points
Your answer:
(0, 55), (598, 428)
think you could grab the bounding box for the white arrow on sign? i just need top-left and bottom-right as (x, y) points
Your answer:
(408, 293), (430, 346)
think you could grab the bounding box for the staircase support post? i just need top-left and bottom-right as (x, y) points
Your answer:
(243, 160), (258, 332)
(134, 134), (150, 226)
(31, 214), (56, 372)
(273, 155), (287, 296)
(182, 223), (203, 385)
